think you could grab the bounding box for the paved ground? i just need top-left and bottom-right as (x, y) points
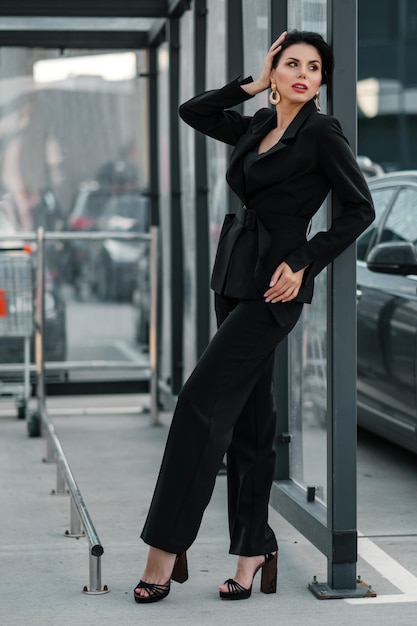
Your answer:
(1, 393), (416, 626)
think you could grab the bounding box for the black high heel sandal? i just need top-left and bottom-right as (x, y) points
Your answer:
(219, 552), (278, 600)
(134, 551), (188, 604)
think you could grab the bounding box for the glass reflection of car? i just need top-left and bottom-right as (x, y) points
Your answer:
(357, 171), (417, 454)
(92, 192), (150, 301)
(65, 181), (108, 292)
(357, 155), (384, 179)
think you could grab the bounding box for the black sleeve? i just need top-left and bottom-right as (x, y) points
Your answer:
(179, 77), (255, 146)
(284, 116), (375, 276)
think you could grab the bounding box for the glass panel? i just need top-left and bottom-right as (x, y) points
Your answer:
(287, 1), (328, 503)
(180, 9), (197, 379)
(206, 0), (227, 336)
(0, 47), (150, 383)
(242, 0), (269, 113)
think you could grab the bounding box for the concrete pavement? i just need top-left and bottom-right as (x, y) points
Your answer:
(1, 393), (416, 626)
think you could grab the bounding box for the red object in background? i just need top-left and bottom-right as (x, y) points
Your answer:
(0, 289), (8, 317)
(68, 216), (96, 230)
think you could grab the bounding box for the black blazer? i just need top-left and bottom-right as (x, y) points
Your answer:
(179, 77), (375, 325)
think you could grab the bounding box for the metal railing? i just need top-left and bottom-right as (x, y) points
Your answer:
(36, 227), (110, 594)
(0, 226), (160, 593)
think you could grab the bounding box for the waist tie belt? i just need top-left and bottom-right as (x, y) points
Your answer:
(237, 204), (309, 233)
(211, 205), (309, 295)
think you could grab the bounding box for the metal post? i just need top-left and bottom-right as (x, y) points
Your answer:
(65, 499), (84, 538)
(148, 47), (161, 229)
(194, 0), (210, 357)
(168, 17), (184, 394)
(325, 0), (359, 592)
(226, 0), (244, 215)
(54, 464), (67, 495)
(43, 438), (55, 463)
(149, 226), (159, 425)
(83, 553), (108, 595)
(35, 227), (46, 429)
(23, 336), (30, 417)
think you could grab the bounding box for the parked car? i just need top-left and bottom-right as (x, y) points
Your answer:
(91, 191), (150, 301)
(64, 181), (108, 292)
(357, 171), (417, 454)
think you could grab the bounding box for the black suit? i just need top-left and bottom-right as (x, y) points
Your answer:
(141, 79), (375, 557)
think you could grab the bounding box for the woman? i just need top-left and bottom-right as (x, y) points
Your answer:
(134, 30), (374, 603)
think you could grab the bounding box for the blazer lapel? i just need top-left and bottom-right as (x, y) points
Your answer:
(226, 100), (318, 198)
(226, 112), (275, 198)
(258, 99), (318, 159)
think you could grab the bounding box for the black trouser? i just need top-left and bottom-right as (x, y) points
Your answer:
(141, 294), (302, 556)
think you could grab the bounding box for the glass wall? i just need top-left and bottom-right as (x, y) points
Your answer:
(287, 0), (328, 503)
(0, 47), (150, 383)
(242, 0), (269, 114)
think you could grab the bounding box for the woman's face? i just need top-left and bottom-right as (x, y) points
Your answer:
(270, 43), (323, 105)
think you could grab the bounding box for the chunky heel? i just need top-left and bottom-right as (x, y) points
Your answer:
(172, 552), (188, 584)
(220, 551), (278, 600)
(134, 551), (188, 603)
(260, 552), (278, 594)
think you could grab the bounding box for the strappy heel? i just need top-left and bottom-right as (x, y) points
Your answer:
(219, 552), (278, 600)
(134, 552), (188, 604)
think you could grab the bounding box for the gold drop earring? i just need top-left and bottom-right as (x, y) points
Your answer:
(315, 90), (321, 111)
(269, 83), (281, 106)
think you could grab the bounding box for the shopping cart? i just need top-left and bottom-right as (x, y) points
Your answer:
(0, 246), (34, 421)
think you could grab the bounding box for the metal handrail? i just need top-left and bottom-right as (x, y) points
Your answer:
(0, 361), (150, 372)
(0, 231), (151, 242)
(35, 227), (108, 594)
(39, 402), (104, 558)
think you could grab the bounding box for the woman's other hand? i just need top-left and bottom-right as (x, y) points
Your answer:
(264, 261), (307, 303)
(241, 31), (287, 96)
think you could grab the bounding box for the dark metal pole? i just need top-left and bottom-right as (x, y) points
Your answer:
(148, 47), (160, 227)
(226, 0), (243, 214)
(326, 0), (358, 590)
(168, 17), (184, 393)
(194, 0), (210, 357)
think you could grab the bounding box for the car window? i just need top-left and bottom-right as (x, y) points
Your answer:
(379, 187), (417, 246)
(357, 187), (397, 260)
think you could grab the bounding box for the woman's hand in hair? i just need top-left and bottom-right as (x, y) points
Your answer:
(240, 31), (287, 96)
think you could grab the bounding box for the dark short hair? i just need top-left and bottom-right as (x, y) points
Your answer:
(272, 30), (334, 87)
